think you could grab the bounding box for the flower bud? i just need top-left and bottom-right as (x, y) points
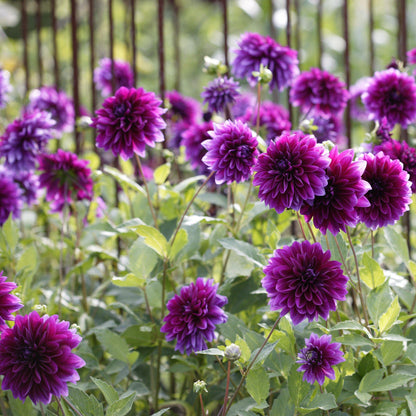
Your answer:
(193, 380), (208, 394)
(224, 343), (241, 361)
(252, 64), (273, 85)
(203, 56), (228, 76)
(33, 304), (48, 315)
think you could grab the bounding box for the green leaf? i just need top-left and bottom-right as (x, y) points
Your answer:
(381, 341), (403, 366)
(270, 389), (294, 416)
(112, 273), (145, 287)
(95, 329), (131, 364)
(227, 398), (269, 416)
(128, 237), (159, 279)
(378, 296), (400, 334)
(407, 260), (416, 280)
(196, 348), (224, 356)
(107, 392), (136, 416)
(6, 391), (37, 416)
(367, 281), (393, 326)
(0, 215), (18, 255)
(235, 335), (251, 363)
(405, 385), (416, 416)
(406, 343), (416, 365)
(169, 229), (188, 260)
(320, 232), (348, 266)
(153, 163), (171, 185)
(358, 369), (385, 393)
(288, 365), (310, 406)
(361, 252), (386, 289)
(150, 410), (171, 416)
(246, 367), (270, 404)
(145, 279), (163, 309)
(91, 377), (119, 404)
(250, 341), (278, 368)
(330, 320), (371, 337)
(218, 237), (265, 267)
(370, 374), (415, 392)
(104, 165), (145, 195)
(305, 393), (338, 411)
(68, 386), (104, 416)
(135, 225), (168, 257)
(384, 226), (409, 265)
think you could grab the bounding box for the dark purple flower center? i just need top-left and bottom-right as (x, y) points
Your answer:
(368, 178), (384, 197)
(237, 144), (252, 159)
(114, 103), (127, 118)
(302, 267), (319, 284)
(305, 347), (322, 366)
(320, 178), (335, 205)
(19, 344), (43, 366)
(388, 88), (401, 104)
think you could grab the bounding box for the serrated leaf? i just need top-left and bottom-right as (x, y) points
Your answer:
(104, 165), (145, 195)
(361, 252), (385, 289)
(6, 391), (37, 416)
(0, 215), (18, 255)
(128, 237), (159, 279)
(330, 320), (371, 337)
(218, 237), (265, 267)
(378, 296), (400, 334)
(384, 226), (409, 265)
(246, 367), (270, 404)
(270, 389), (294, 416)
(169, 229), (188, 260)
(91, 377), (119, 404)
(305, 393), (337, 410)
(358, 369), (385, 393)
(235, 335), (251, 363)
(95, 329), (131, 364)
(406, 343), (416, 365)
(288, 365), (310, 406)
(370, 374), (415, 392)
(367, 281), (393, 326)
(16, 245), (38, 277)
(381, 341), (403, 366)
(153, 163), (171, 185)
(68, 386), (104, 416)
(112, 273), (145, 287)
(250, 341), (278, 368)
(135, 225), (168, 257)
(107, 392), (136, 416)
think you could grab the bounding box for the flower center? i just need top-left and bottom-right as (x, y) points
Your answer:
(302, 267), (318, 284)
(305, 347), (322, 366)
(388, 88), (401, 104)
(19, 344), (41, 366)
(368, 177), (384, 197)
(114, 103), (127, 118)
(237, 144), (251, 159)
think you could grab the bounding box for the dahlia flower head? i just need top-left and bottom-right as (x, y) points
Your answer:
(161, 278), (228, 355)
(93, 86), (166, 160)
(374, 138), (416, 193)
(407, 48), (416, 65)
(232, 92), (256, 119)
(362, 68), (416, 128)
(297, 333), (345, 385)
(201, 76), (240, 114)
(0, 68), (12, 108)
(0, 310), (85, 405)
(232, 32), (299, 92)
(356, 151), (412, 229)
(290, 68), (350, 116)
(349, 77), (371, 121)
(12, 170), (40, 206)
(202, 119), (259, 185)
(0, 270), (23, 332)
(94, 57), (134, 97)
(262, 240), (348, 325)
(38, 149), (94, 213)
(375, 117), (393, 143)
(0, 167), (22, 225)
(27, 86), (75, 135)
(300, 147), (371, 235)
(165, 90), (201, 125)
(0, 110), (55, 171)
(309, 113), (342, 145)
(253, 131), (330, 213)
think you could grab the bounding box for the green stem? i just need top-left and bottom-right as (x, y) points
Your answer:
(62, 396), (84, 416)
(296, 212), (308, 241)
(222, 361), (231, 416)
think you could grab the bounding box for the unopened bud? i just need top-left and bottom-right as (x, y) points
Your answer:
(299, 118), (318, 135)
(203, 56), (228, 76)
(193, 380), (208, 394)
(34, 304), (48, 315)
(224, 343), (241, 361)
(252, 64), (273, 85)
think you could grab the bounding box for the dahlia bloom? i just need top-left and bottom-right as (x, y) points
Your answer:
(240, 100), (291, 143)
(300, 147), (371, 235)
(253, 131), (330, 213)
(310, 114), (342, 144)
(0, 271), (23, 332)
(27, 86), (75, 135)
(232, 93), (256, 119)
(38, 149), (94, 213)
(263, 241), (348, 324)
(93, 87), (166, 160)
(0, 311), (85, 404)
(375, 117), (393, 143)
(202, 120), (259, 184)
(362, 68), (416, 128)
(94, 57), (134, 97)
(201, 76), (240, 114)
(166, 90), (201, 125)
(161, 278), (228, 355)
(349, 77), (371, 121)
(290, 68), (350, 116)
(232, 32), (299, 92)
(373, 138), (416, 192)
(297, 333), (345, 385)
(0, 110), (55, 171)
(0, 170), (22, 225)
(356, 152), (412, 229)
(12, 170), (40, 206)
(0, 69), (12, 108)
(407, 48), (416, 65)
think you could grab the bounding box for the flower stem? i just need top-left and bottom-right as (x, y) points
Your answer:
(296, 212), (308, 241)
(255, 83), (262, 135)
(62, 397), (84, 416)
(222, 361), (231, 416)
(199, 393), (206, 416)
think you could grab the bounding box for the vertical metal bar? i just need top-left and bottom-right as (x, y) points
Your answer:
(172, 0), (181, 91)
(286, 0), (293, 124)
(130, 0), (137, 84)
(89, 0), (97, 111)
(158, 0), (166, 103)
(294, 0), (301, 66)
(70, 0), (81, 153)
(342, 0), (351, 149)
(51, 0), (60, 88)
(317, 0), (323, 69)
(268, 0), (276, 39)
(109, 0), (116, 94)
(36, 0), (43, 86)
(398, 0), (407, 65)
(221, 0), (229, 70)
(21, 0), (30, 94)
(368, 0), (375, 74)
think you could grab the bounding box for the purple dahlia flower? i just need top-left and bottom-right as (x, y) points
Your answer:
(27, 86), (74, 135)
(12, 170), (39, 206)
(362, 68), (416, 128)
(310, 113), (342, 144)
(0, 271), (23, 332)
(407, 48), (416, 65)
(297, 333), (345, 385)
(300, 147), (371, 235)
(166, 90), (201, 124)
(0, 170), (22, 225)
(356, 152), (412, 229)
(232, 93), (256, 119)
(94, 57), (134, 97)
(253, 131), (330, 213)
(0, 110), (55, 171)
(262, 240), (348, 325)
(0, 69), (12, 109)
(201, 76), (240, 114)
(349, 77), (371, 121)
(290, 68), (350, 116)
(232, 32), (299, 92)
(161, 278), (228, 355)
(0, 311), (85, 404)
(375, 117), (393, 143)
(93, 87), (166, 160)
(374, 138), (416, 193)
(202, 120), (259, 184)
(38, 149), (93, 213)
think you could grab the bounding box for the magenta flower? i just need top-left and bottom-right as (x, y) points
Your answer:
(232, 32), (299, 92)
(262, 240), (348, 325)
(38, 149), (93, 213)
(201, 76), (240, 114)
(161, 278), (228, 355)
(356, 152), (412, 229)
(349, 77), (371, 121)
(0, 271), (23, 332)
(94, 57), (134, 97)
(0, 110), (55, 171)
(93, 87), (166, 160)
(290, 68), (350, 116)
(12, 170), (39, 206)
(232, 93), (256, 119)
(297, 333), (345, 385)
(362, 68), (416, 128)
(407, 48), (416, 65)
(0, 170), (22, 225)
(253, 131), (330, 213)
(27, 86), (74, 135)
(0, 69), (12, 109)
(0, 311), (85, 404)
(310, 114), (342, 144)
(300, 147), (371, 235)
(166, 90), (201, 125)
(202, 120), (259, 184)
